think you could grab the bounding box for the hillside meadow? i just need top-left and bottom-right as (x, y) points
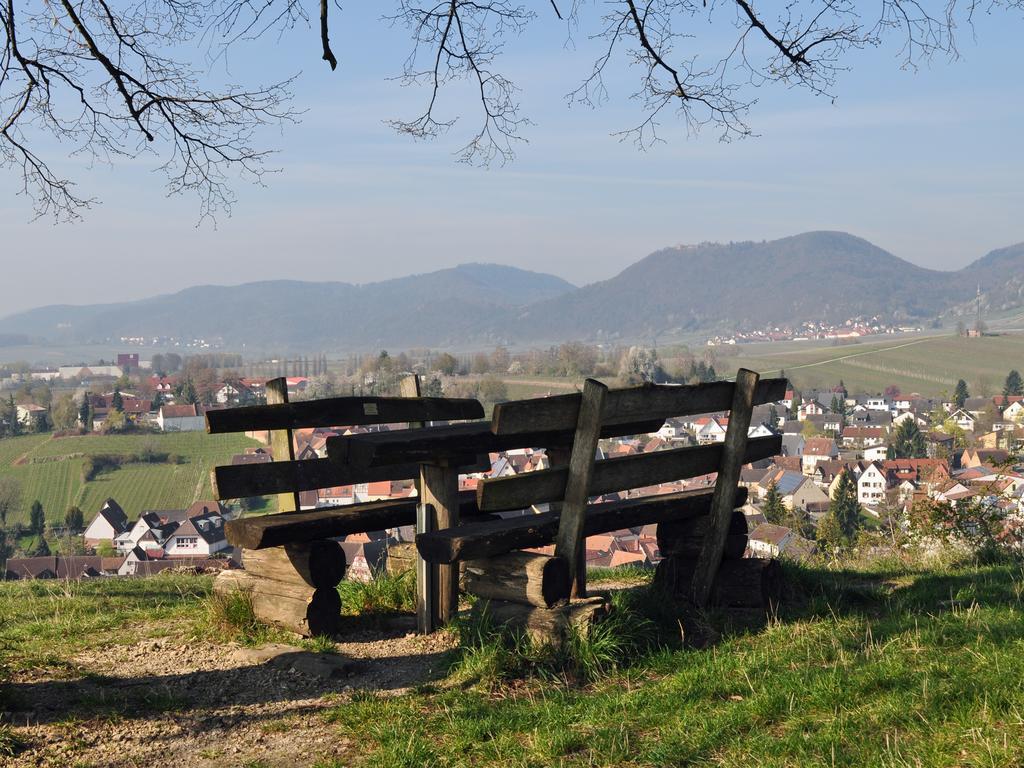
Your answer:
(1, 557), (1023, 766)
(705, 332), (1024, 396)
(0, 431), (260, 525)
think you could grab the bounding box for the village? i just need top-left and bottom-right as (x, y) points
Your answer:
(5, 359), (1024, 583)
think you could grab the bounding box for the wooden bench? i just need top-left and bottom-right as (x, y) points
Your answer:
(207, 376), (486, 636)
(329, 371), (785, 640)
(209, 371), (786, 640)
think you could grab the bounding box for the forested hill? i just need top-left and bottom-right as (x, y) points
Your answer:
(0, 264), (575, 350)
(3, 233), (1024, 349)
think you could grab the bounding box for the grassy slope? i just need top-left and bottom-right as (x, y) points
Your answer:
(2, 561), (1023, 766)
(0, 431), (259, 525)
(714, 332), (1024, 396)
(329, 560), (1024, 767)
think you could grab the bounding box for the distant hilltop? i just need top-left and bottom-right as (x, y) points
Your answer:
(1, 232), (1022, 351)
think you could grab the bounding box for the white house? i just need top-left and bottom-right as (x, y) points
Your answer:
(948, 408), (977, 432)
(83, 499), (129, 548)
(801, 437), (839, 475)
(157, 404), (205, 432)
(863, 444), (890, 462)
(15, 403), (47, 428)
(695, 417), (727, 445)
(857, 462), (888, 505)
(162, 511), (229, 556)
(865, 397), (889, 411)
(1003, 401), (1024, 422)
(748, 523), (795, 558)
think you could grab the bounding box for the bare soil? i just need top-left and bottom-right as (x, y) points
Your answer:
(4, 615), (458, 768)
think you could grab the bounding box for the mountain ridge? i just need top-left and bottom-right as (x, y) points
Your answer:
(3, 234), (1023, 350)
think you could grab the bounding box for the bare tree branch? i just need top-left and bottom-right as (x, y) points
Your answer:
(2, 0), (1022, 219)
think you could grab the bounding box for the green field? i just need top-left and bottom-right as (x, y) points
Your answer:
(0, 431), (260, 526)
(713, 332), (1024, 396)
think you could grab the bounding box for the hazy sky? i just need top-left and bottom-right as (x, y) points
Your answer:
(1, 4), (1022, 316)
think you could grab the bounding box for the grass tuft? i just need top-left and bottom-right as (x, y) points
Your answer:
(0, 723), (27, 758)
(200, 587), (279, 646)
(337, 571), (416, 615)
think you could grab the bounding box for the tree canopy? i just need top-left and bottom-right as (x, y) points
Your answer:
(888, 419), (927, 459)
(3, 1), (1022, 219)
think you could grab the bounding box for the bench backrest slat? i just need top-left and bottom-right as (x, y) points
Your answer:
(206, 394), (484, 434)
(490, 378), (786, 436)
(213, 453), (488, 499)
(476, 434), (780, 512)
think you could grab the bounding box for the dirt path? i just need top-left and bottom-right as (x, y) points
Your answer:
(4, 616), (458, 768)
(10, 434), (53, 467)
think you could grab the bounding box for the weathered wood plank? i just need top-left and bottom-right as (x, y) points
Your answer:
(225, 492), (482, 549)
(491, 378), (787, 436)
(420, 464), (460, 628)
(476, 434), (780, 512)
(655, 557), (783, 612)
(212, 457), (421, 499)
(691, 369), (759, 607)
(242, 541), (347, 589)
(554, 378), (606, 599)
(213, 569), (342, 637)
(471, 596), (610, 647)
(212, 451), (487, 499)
(417, 487), (748, 564)
(463, 552), (571, 608)
(266, 378), (301, 514)
(325, 419), (666, 468)
(206, 395), (484, 434)
(656, 510), (748, 551)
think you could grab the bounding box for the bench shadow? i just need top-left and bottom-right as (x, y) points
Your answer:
(2, 644), (452, 726)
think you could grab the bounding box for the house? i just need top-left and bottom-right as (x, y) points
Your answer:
(340, 540), (388, 582)
(865, 396), (889, 412)
(163, 510), (229, 556)
(694, 417), (727, 445)
(781, 433), (805, 458)
(857, 462), (888, 505)
(863, 444), (889, 462)
(801, 437), (839, 475)
(58, 365), (122, 380)
(747, 423), (775, 439)
(83, 499), (129, 547)
(948, 409), (977, 432)
(157, 403), (205, 431)
(4, 556), (117, 580)
(821, 414), (844, 434)
(798, 400), (825, 420)
(961, 447), (1010, 468)
(748, 523), (795, 558)
(1002, 400), (1024, 422)
(789, 478), (830, 511)
(15, 403), (47, 428)
(842, 426), (886, 448)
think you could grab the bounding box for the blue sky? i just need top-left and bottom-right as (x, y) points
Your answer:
(1, 2), (1022, 316)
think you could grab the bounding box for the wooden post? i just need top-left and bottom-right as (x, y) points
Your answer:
(690, 369), (759, 607)
(553, 378), (607, 599)
(545, 445), (573, 591)
(399, 374), (436, 634)
(421, 462), (460, 627)
(266, 378), (301, 514)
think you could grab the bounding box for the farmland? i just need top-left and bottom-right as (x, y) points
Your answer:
(710, 332), (1024, 396)
(0, 431), (260, 526)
